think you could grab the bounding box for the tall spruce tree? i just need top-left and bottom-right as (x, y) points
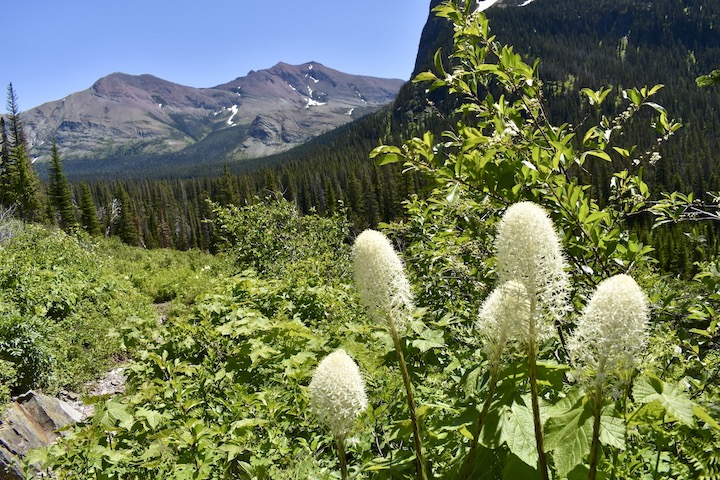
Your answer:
(117, 186), (139, 245)
(0, 118), (8, 204)
(5, 83), (24, 148)
(4, 84), (44, 222)
(47, 141), (78, 231)
(79, 183), (102, 236)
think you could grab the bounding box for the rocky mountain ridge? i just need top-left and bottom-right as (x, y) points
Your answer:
(21, 62), (404, 165)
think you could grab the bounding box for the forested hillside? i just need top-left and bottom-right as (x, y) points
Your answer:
(36, 0), (717, 278)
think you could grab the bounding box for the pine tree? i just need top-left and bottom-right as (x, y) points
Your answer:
(79, 183), (102, 236)
(5, 83), (24, 148)
(4, 84), (44, 222)
(117, 186), (139, 245)
(0, 118), (9, 205)
(218, 164), (239, 205)
(48, 141), (78, 231)
(8, 143), (44, 223)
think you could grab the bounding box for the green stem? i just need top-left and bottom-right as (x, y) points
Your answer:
(588, 387), (604, 480)
(336, 436), (349, 480)
(392, 332), (429, 480)
(528, 343), (550, 480)
(459, 369), (498, 480)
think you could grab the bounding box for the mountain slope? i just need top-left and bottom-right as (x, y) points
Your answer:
(22, 63), (404, 167)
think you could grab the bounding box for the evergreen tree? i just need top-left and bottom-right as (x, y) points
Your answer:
(0, 118), (9, 205)
(4, 84), (44, 222)
(218, 164), (239, 205)
(79, 183), (102, 236)
(5, 83), (24, 148)
(48, 141), (78, 231)
(117, 186), (139, 245)
(8, 143), (44, 223)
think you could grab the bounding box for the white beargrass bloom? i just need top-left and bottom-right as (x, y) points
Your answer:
(567, 274), (649, 395)
(352, 229), (413, 337)
(309, 349), (368, 438)
(476, 280), (531, 363)
(495, 201), (571, 342)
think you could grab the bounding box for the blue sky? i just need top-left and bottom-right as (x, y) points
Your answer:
(2, 1), (433, 111)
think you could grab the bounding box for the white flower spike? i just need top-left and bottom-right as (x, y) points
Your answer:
(568, 274), (649, 393)
(352, 229), (413, 337)
(476, 280), (531, 362)
(309, 349), (368, 438)
(495, 201), (571, 341)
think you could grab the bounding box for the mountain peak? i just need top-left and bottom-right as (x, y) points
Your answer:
(21, 63), (405, 170)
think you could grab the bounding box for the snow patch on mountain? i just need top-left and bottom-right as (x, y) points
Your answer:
(227, 105), (239, 126)
(477, 0), (501, 11)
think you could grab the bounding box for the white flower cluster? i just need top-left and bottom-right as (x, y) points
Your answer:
(567, 274), (649, 394)
(476, 280), (531, 363)
(309, 349), (368, 438)
(352, 230), (413, 337)
(494, 201), (571, 342)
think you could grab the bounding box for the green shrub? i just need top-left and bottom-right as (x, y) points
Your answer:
(212, 195), (351, 284)
(0, 226), (155, 392)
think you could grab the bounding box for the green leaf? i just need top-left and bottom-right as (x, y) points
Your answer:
(633, 375), (694, 425)
(502, 453), (539, 479)
(544, 400), (593, 478)
(136, 407), (164, 430)
(412, 328), (445, 352)
(585, 150), (612, 162)
(377, 153), (400, 166)
(599, 413), (626, 450)
(692, 404), (720, 430)
(501, 402), (538, 468)
(101, 400), (135, 430)
(413, 71), (439, 83)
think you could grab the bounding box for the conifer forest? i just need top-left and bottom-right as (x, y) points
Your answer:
(1, 1), (720, 479)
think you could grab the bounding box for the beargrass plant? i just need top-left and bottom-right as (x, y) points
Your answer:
(493, 202), (571, 480)
(567, 274), (650, 480)
(310, 349), (368, 480)
(351, 229), (428, 480)
(461, 280), (530, 478)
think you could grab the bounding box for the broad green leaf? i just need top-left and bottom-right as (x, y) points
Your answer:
(633, 375), (694, 425)
(568, 464), (609, 480)
(599, 413), (626, 450)
(102, 400), (135, 430)
(412, 328), (445, 352)
(502, 453), (539, 480)
(501, 402), (538, 468)
(544, 401), (593, 478)
(136, 407), (164, 430)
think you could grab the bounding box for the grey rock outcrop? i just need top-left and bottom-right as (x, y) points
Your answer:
(0, 392), (83, 479)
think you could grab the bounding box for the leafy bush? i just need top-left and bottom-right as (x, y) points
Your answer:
(0, 226), (155, 392)
(212, 195), (351, 284)
(0, 313), (51, 396)
(96, 236), (230, 305)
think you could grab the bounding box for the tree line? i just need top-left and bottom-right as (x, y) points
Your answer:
(3, 0), (720, 278)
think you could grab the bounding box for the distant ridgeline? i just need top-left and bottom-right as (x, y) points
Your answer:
(38, 0), (720, 276)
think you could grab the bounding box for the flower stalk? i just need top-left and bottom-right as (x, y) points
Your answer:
(392, 331), (429, 480)
(352, 229), (427, 480)
(336, 435), (349, 480)
(460, 369), (498, 480)
(309, 349), (368, 479)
